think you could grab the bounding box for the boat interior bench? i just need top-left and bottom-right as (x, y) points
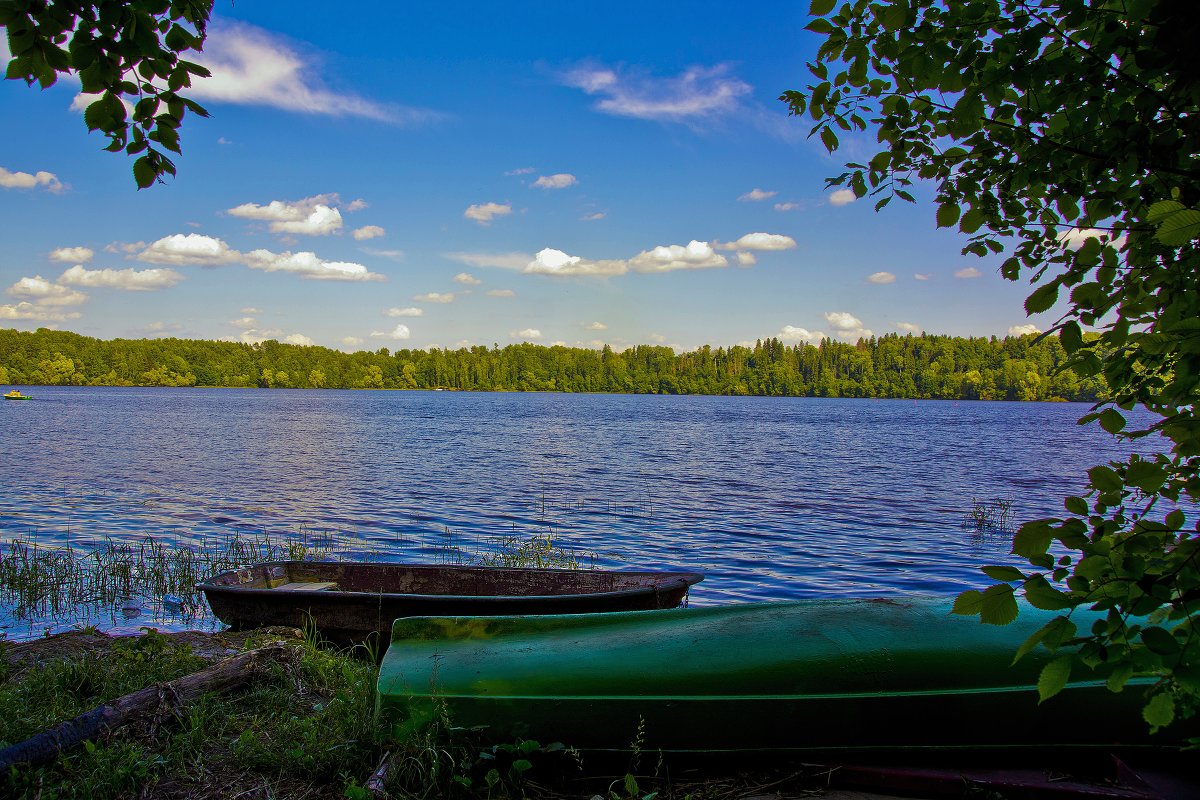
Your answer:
(273, 581), (338, 591)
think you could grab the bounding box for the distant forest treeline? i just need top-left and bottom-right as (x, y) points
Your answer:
(0, 327), (1104, 401)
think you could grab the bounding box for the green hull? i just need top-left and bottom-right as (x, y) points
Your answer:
(3, 396), (30, 400)
(377, 598), (1193, 752)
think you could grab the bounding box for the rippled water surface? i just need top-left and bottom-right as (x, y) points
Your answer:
(0, 387), (1151, 637)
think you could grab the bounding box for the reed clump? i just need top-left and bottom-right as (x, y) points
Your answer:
(961, 497), (1015, 534)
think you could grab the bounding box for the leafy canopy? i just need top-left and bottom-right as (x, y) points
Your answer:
(1, 0), (215, 187)
(786, 0), (1198, 732)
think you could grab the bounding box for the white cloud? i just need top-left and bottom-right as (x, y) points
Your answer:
(50, 246), (94, 263)
(513, 328), (543, 340)
(867, 271), (896, 284)
(414, 292), (455, 303)
(779, 325), (825, 344)
(363, 248), (405, 260)
(716, 232), (797, 251)
(242, 249), (385, 281)
(345, 199), (368, 212)
(896, 322), (922, 333)
(444, 251), (531, 270)
(914, 272), (933, 281)
(138, 234), (241, 267)
(505, 167), (536, 176)
(352, 225), (386, 240)
(487, 289), (516, 297)
(283, 333), (314, 346)
(524, 248), (628, 277)
(562, 63), (751, 122)
(371, 324), (412, 340)
(649, 333), (667, 343)
(341, 336), (363, 348)
(581, 212), (606, 221)
(231, 317), (257, 327)
(774, 202), (799, 212)
(630, 240), (726, 273)
(386, 307), (423, 317)
(532, 173), (577, 190)
(1060, 227), (1127, 251)
(6, 276), (87, 306)
(58, 265), (183, 291)
(1008, 324), (1041, 336)
(829, 189), (857, 206)
(955, 267), (983, 279)
(0, 167), (63, 192)
(824, 311), (873, 341)
(191, 22), (435, 124)
(218, 137), (233, 145)
(738, 188), (776, 202)
(736, 252), (757, 266)
(453, 272), (481, 286)
(0, 302), (80, 321)
(464, 202), (512, 225)
(227, 195), (344, 236)
(585, 321), (608, 331)
(241, 307), (262, 314)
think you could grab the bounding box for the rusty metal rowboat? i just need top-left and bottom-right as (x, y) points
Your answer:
(198, 560), (703, 645)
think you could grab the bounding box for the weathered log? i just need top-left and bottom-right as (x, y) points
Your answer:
(0, 643), (294, 772)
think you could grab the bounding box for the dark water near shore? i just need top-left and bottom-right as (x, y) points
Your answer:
(0, 387), (1153, 639)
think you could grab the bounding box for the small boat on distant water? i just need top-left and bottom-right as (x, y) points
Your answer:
(3, 390), (31, 400)
(198, 560), (703, 645)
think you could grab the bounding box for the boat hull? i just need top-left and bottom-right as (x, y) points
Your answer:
(198, 561), (702, 645)
(376, 598), (1195, 752)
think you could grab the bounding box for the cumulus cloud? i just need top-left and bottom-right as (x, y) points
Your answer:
(738, 188), (776, 202)
(58, 265), (183, 291)
(230, 316), (257, 327)
(227, 195), (344, 236)
(6, 276), (87, 306)
(487, 289), (516, 297)
(955, 267), (983, 279)
(453, 272), (481, 286)
(581, 212), (606, 221)
(562, 63), (751, 122)
(630, 240), (726, 273)
(414, 292), (455, 303)
(736, 252), (757, 266)
(585, 321), (608, 331)
(914, 272), (933, 281)
(352, 225), (385, 240)
(715, 232), (797, 252)
(138, 234), (241, 267)
(341, 336), (363, 348)
(283, 333), (315, 346)
(50, 246), (94, 263)
(191, 22), (436, 125)
(779, 325), (825, 344)
(1060, 227), (1127, 251)
(867, 271), (896, 284)
(242, 249), (384, 281)
(371, 324), (411, 340)
(532, 173), (577, 190)
(464, 202), (512, 225)
(524, 248), (628, 277)
(0, 166), (64, 192)
(824, 311), (873, 341)
(345, 199), (368, 212)
(0, 302), (80, 322)
(513, 328), (543, 340)
(894, 322), (920, 333)
(774, 202), (799, 212)
(445, 251), (531, 270)
(1008, 324), (1041, 336)
(386, 307), (423, 317)
(241, 306), (262, 314)
(828, 189), (857, 206)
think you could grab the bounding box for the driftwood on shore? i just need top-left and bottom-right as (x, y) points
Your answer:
(0, 643), (295, 772)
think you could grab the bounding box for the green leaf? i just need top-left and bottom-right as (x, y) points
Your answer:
(819, 126), (839, 152)
(952, 589), (983, 616)
(1087, 465), (1122, 492)
(1064, 496), (1087, 516)
(1146, 200), (1185, 224)
(982, 565), (1025, 581)
(1023, 574), (1074, 610)
(936, 203), (960, 229)
(132, 156), (157, 189)
(1097, 408), (1126, 434)
(980, 583), (1018, 625)
(1106, 663), (1134, 692)
(1024, 282), (1059, 314)
(1037, 655), (1073, 703)
(809, 0), (836, 15)
(1166, 509), (1185, 530)
(1012, 520), (1054, 558)
(1126, 460), (1165, 493)
(1140, 626), (1180, 655)
(1155, 208), (1200, 246)
(1143, 692), (1175, 731)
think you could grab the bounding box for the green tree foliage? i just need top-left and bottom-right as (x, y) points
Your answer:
(1, 0), (214, 187)
(0, 326), (1101, 400)
(787, 0), (1198, 730)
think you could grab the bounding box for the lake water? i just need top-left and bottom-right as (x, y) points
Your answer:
(0, 387), (1152, 639)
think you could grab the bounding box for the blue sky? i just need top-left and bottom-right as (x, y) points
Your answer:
(0, 1), (1053, 352)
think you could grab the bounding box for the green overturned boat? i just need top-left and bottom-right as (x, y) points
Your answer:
(377, 597), (1195, 753)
